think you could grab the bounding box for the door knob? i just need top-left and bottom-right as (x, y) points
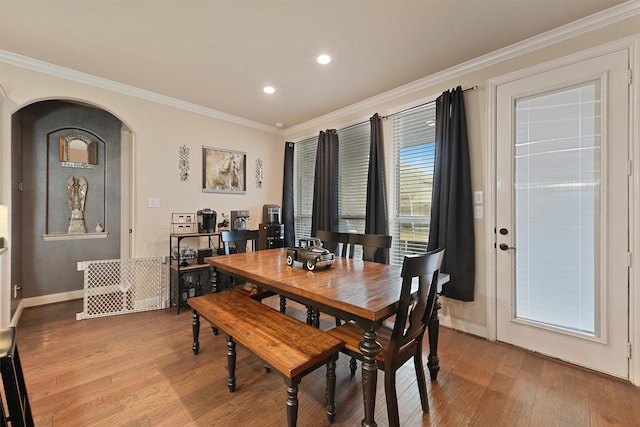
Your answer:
(499, 243), (516, 251)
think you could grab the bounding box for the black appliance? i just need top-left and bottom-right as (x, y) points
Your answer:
(263, 204), (281, 224)
(258, 204), (284, 250)
(197, 209), (217, 233)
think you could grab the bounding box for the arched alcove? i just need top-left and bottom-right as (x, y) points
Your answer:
(11, 99), (132, 307)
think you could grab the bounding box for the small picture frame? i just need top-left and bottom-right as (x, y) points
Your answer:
(202, 146), (247, 194)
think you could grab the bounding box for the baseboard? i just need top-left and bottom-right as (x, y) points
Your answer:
(439, 314), (488, 339)
(22, 290), (84, 308)
(10, 290), (83, 326)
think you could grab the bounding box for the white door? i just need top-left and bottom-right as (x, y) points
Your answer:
(496, 49), (630, 378)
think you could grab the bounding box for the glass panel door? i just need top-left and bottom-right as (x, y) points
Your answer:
(495, 49), (629, 379)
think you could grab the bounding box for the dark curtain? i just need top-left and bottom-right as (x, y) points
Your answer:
(311, 129), (339, 236)
(282, 142), (295, 247)
(427, 86), (475, 301)
(365, 113), (388, 235)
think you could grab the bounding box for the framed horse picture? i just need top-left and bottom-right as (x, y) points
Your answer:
(202, 146), (247, 194)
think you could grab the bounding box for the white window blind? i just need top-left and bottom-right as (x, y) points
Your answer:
(514, 83), (600, 333)
(337, 123), (369, 233)
(390, 102), (436, 266)
(293, 136), (317, 241)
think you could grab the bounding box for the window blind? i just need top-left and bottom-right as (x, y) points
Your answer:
(293, 136), (317, 241)
(390, 102), (436, 266)
(293, 124), (370, 240)
(337, 123), (369, 233)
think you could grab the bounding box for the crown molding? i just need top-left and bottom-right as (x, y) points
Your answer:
(284, 0), (640, 138)
(0, 50), (283, 136)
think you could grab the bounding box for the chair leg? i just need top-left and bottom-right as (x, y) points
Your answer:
(326, 356), (337, 422)
(306, 305), (314, 325)
(384, 370), (401, 427)
(414, 352), (429, 413)
(349, 357), (357, 377)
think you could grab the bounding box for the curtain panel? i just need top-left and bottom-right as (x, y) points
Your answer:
(427, 86), (475, 301)
(311, 130), (339, 236)
(365, 113), (389, 235)
(282, 142), (295, 247)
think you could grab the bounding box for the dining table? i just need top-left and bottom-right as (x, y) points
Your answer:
(204, 247), (445, 427)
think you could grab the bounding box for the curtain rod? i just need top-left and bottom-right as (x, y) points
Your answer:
(290, 85), (478, 142)
(381, 85), (478, 120)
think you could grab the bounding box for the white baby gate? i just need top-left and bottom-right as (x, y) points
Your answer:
(76, 257), (168, 320)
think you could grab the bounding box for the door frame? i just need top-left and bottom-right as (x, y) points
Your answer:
(486, 36), (639, 385)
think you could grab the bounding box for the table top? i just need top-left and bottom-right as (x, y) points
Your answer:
(206, 247), (405, 324)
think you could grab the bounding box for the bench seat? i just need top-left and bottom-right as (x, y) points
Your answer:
(188, 291), (344, 426)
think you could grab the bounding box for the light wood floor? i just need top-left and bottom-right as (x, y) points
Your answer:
(14, 297), (640, 427)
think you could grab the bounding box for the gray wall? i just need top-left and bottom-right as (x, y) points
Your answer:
(13, 100), (121, 298)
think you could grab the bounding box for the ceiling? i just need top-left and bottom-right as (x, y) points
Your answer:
(0, 0), (631, 129)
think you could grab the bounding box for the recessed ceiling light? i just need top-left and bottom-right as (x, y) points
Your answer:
(317, 54), (331, 65)
(263, 86), (276, 94)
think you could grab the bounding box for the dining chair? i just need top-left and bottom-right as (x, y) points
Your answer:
(315, 229), (350, 258)
(326, 247), (445, 427)
(330, 232), (393, 328)
(347, 232), (392, 264)
(219, 230), (280, 307)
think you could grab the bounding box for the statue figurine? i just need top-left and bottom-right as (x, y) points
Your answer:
(66, 176), (88, 234)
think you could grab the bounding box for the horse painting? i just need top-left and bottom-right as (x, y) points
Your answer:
(204, 148), (245, 193)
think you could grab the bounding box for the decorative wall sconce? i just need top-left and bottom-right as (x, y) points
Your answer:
(178, 145), (190, 181)
(255, 158), (263, 189)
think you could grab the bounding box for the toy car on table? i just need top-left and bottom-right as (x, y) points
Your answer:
(286, 238), (335, 271)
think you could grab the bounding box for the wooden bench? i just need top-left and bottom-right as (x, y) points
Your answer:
(187, 291), (344, 427)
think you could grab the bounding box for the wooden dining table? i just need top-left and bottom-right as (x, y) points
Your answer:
(204, 247), (444, 427)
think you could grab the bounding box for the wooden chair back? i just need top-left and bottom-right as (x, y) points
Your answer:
(347, 233), (392, 264)
(388, 248), (445, 369)
(315, 230), (350, 257)
(220, 229), (259, 255)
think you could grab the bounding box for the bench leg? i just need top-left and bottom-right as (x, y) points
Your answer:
(285, 379), (300, 427)
(191, 310), (200, 355)
(326, 355), (337, 423)
(227, 336), (236, 392)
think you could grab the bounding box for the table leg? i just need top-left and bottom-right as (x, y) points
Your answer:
(191, 310), (200, 355)
(427, 293), (442, 380)
(359, 328), (381, 427)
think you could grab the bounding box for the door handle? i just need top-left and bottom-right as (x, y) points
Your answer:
(499, 243), (516, 251)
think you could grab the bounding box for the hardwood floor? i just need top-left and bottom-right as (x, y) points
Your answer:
(14, 298), (640, 426)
